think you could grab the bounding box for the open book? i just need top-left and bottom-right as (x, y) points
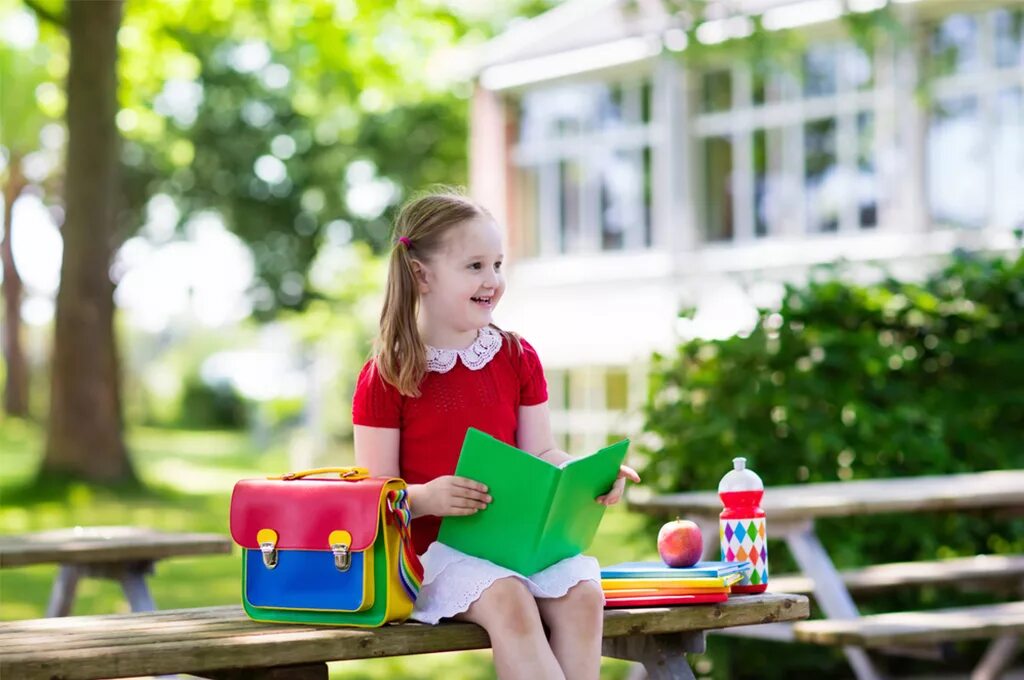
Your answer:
(437, 427), (629, 575)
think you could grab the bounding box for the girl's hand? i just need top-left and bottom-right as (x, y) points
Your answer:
(412, 476), (492, 518)
(596, 465), (641, 506)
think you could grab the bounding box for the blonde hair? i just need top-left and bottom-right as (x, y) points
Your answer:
(375, 189), (516, 397)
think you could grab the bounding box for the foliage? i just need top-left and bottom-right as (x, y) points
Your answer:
(177, 374), (248, 430)
(8, 0), (556, 317)
(110, 0), (501, 314)
(647, 0), (909, 83)
(641, 249), (1024, 677)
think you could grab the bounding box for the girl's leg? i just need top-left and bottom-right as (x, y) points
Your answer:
(454, 576), (565, 680)
(536, 580), (604, 680)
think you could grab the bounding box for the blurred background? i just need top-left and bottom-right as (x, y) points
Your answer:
(1, 0), (1021, 678)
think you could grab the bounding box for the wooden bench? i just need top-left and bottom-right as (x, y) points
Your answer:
(0, 592), (809, 680)
(0, 526), (232, 616)
(792, 601), (1024, 647)
(794, 601), (1024, 680)
(769, 554), (1024, 597)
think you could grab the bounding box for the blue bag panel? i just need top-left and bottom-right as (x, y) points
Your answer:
(244, 548), (370, 611)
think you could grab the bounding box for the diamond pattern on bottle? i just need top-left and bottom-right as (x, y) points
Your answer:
(720, 517), (768, 588)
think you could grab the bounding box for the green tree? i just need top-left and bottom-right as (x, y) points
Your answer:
(17, 0), (552, 482)
(115, 0), (478, 311)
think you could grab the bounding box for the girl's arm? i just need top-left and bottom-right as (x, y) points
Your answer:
(516, 401), (571, 466)
(353, 424), (490, 519)
(517, 402), (640, 505)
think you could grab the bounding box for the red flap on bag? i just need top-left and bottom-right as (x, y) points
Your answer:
(229, 476), (392, 552)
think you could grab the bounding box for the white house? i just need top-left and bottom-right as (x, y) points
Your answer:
(469, 0), (1023, 452)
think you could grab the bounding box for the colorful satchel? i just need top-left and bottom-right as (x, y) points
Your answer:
(229, 467), (423, 626)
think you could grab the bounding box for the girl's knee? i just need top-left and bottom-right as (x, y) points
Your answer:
(466, 577), (542, 637)
(546, 580), (604, 630)
(565, 580), (604, 610)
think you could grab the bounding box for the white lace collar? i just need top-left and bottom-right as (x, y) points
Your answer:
(425, 326), (502, 373)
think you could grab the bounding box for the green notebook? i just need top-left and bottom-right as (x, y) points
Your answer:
(437, 427), (629, 575)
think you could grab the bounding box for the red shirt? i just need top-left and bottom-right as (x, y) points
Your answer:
(352, 336), (548, 555)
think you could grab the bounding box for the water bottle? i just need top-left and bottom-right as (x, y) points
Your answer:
(719, 457), (768, 593)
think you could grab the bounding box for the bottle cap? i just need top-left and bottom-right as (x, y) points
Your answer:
(718, 457), (763, 493)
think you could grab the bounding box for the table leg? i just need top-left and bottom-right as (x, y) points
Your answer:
(117, 562), (157, 612)
(45, 561), (158, 615)
(45, 565), (81, 617)
(779, 520), (884, 680)
(971, 633), (1020, 680)
(603, 632), (705, 680)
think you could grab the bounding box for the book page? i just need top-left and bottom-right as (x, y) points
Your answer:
(534, 439), (629, 569)
(437, 428), (559, 574)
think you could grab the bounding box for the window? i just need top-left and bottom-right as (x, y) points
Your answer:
(993, 88), (1023, 230)
(926, 9), (1024, 230)
(753, 127), (785, 237)
(513, 80), (654, 256)
(804, 117), (839, 233)
(927, 97), (986, 228)
(604, 368), (629, 411)
(693, 40), (879, 242)
(703, 135), (734, 241)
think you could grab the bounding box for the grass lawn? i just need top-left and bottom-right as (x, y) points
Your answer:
(0, 419), (659, 679)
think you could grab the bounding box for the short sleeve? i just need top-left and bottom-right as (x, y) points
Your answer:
(352, 359), (402, 428)
(518, 338), (548, 406)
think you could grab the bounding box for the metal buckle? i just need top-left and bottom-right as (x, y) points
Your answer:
(260, 541), (278, 569)
(331, 543), (351, 572)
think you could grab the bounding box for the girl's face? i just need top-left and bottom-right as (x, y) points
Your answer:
(416, 216), (505, 340)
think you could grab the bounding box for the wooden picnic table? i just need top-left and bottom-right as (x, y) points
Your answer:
(0, 592), (810, 679)
(0, 526), (232, 616)
(628, 469), (1024, 680)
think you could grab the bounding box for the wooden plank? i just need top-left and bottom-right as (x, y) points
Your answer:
(769, 554), (1024, 595)
(0, 526), (232, 567)
(792, 601), (1024, 647)
(0, 594), (809, 680)
(627, 469), (1024, 523)
(0, 595), (811, 653)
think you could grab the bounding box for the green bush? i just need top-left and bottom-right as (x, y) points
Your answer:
(177, 375), (248, 430)
(641, 250), (1024, 678)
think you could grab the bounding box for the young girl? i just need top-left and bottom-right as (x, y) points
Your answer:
(352, 190), (640, 680)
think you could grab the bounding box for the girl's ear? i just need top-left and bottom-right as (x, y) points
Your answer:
(410, 259), (430, 294)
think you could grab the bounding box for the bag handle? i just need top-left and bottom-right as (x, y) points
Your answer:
(270, 467), (370, 481)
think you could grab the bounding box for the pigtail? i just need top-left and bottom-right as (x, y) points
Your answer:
(377, 244), (427, 397)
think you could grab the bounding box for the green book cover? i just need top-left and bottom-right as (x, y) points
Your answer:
(437, 427), (629, 575)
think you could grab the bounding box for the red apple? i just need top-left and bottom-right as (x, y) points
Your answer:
(657, 519), (703, 568)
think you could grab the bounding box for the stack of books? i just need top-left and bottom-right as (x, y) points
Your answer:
(600, 561), (753, 608)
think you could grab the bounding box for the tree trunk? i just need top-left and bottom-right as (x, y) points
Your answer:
(2, 156), (30, 417)
(43, 0), (135, 483)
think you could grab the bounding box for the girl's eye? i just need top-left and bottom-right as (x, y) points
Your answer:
(469, 262), (482, 270)
(494, 261), (503, 271)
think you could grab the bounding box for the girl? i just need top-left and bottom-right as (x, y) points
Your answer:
(352, 189), (640, 680)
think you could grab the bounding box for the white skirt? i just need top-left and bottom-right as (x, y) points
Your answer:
(411, 542), (603, 625)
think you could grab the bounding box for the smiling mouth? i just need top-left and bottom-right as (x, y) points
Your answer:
(471, 296), (493, 307)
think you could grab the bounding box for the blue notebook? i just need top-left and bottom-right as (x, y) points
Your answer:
(601, 560), (751, 579)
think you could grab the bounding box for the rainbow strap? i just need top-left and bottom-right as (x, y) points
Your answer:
(387, 489), (424, 600)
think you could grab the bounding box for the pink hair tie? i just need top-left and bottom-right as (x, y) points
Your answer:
(397, 236), (412, 249)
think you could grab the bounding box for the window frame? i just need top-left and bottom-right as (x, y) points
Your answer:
(690, 36), (891, 243)
(924, 7), (1024, 231)
(510, 74), (657, 258)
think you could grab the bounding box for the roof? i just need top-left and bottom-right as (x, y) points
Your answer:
(476, 0), (913, 79)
